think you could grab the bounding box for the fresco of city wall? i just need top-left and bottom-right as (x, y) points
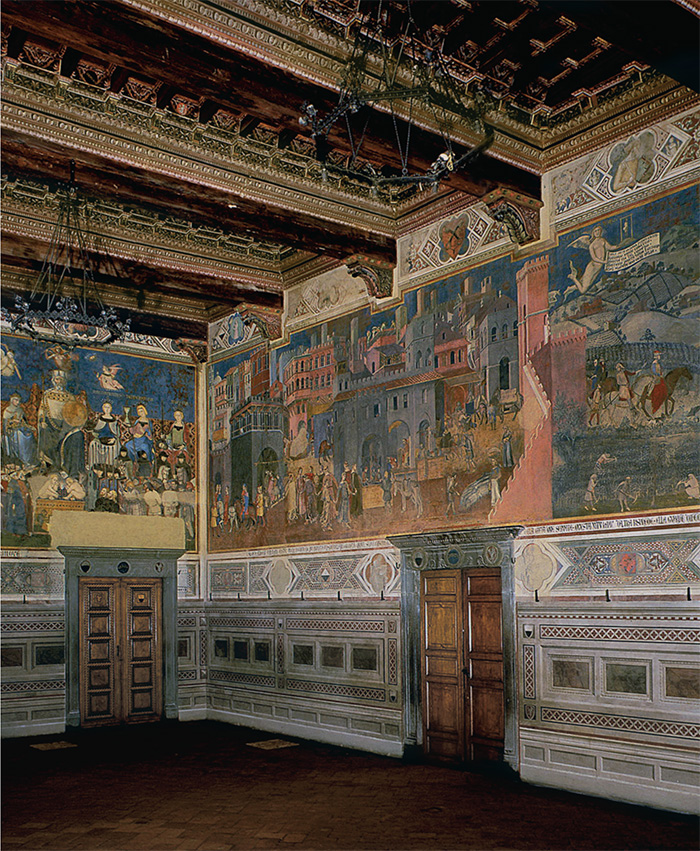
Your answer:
(0, 335), (198, 551)
(208, 108), (700, 552)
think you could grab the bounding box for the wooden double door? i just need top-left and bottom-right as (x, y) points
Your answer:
(420, 568), (504, 764)
(79, 578), (163, 726)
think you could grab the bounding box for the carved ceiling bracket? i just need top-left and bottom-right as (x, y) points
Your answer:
(176, 337), (209, 364)
(237, 304), (283, 341)
(345, 255), (395, 300)
(483, 189), (543, 245)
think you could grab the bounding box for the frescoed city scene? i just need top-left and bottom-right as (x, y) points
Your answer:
(1, 337), (197, 549)
(209, 260), (526, 549)
(548, 184), (700, 517)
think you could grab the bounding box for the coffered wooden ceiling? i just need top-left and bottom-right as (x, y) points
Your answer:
(2, 0), (698, 341)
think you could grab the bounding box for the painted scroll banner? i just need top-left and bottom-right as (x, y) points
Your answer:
(604, 232), (660, 272)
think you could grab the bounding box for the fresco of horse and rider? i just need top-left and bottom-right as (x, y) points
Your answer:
(549, 183), (699, 518)
(0, 338), (197, 549)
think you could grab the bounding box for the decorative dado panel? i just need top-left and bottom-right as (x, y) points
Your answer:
(520, 728), (699, 814)
(517, 601), (700, 812)
(203, 601), (402, 753)
(209, 542), (400, 600)
(517, 603), (699, 744)
(1, 556), (65, 599)
(1, 604), (66, 737)
(177, 557), (201, 599)
(1, 553), (201, 601)
(538, 624), (699, 642)
(176, 606), (207, 715)
(514, 514), (700, 598)
(538, 707), (699, 740)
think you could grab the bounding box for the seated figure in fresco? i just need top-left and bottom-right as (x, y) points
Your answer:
(124, 404), (153, 462)
(166, 409), (190, 455)
(37, 370), (86, 476)
(87, 402), (121, 472)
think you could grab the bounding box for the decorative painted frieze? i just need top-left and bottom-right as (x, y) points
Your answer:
(546, 105), (700, 228)
(208, 543), (400, 600)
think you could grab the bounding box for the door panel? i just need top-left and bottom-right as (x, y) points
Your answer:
(80, 580), (119, 726)
(420, 567), (505, 765)
(79, 578), (162, 727)
(421, 570), (464, 762)
(464, 569), (504, 762)
(123, 580), (162, 723)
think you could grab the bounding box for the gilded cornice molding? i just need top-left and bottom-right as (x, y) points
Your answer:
(1, 181), (285, 291)
(2, 71), (397, 236)
(542, 84), (700, 168)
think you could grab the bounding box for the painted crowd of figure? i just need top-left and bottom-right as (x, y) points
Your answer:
(210, 400), (521, 541)
(1, 343), (196, 542)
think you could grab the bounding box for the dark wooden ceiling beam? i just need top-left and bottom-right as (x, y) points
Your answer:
(2, 0), (541, 199)
(0, 281), (209, 341)
(1, 131), (397, 264)
(2, 0), (323, 127)
(539, 0), (700, 92)
(1, 234), (282, 313)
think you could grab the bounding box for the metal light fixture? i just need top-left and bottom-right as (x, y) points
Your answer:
(3, 161), (130, 347)
(299, 0), (493, 196)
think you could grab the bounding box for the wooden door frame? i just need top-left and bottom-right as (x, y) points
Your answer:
(390, 527), (521, 770)
(78, 577), (164, 726)
(61, 545), (183, 728)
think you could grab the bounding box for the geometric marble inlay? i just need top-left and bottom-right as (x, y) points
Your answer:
(555, 540), (700, 587)
(540, 625), (700, 643)
(541, 707), (699, 739)
(523, 645), (536, 699)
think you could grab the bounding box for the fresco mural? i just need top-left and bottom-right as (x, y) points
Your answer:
(209, 175), (699, 550)
(548, 184), (700, 518)
(208, 262), (526, 549)
(0, 336), (197, 549)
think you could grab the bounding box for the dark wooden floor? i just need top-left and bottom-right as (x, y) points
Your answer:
(2, 721), (698, 851)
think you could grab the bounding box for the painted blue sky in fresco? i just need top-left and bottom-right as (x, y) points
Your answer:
(1, 336), (195, 421)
